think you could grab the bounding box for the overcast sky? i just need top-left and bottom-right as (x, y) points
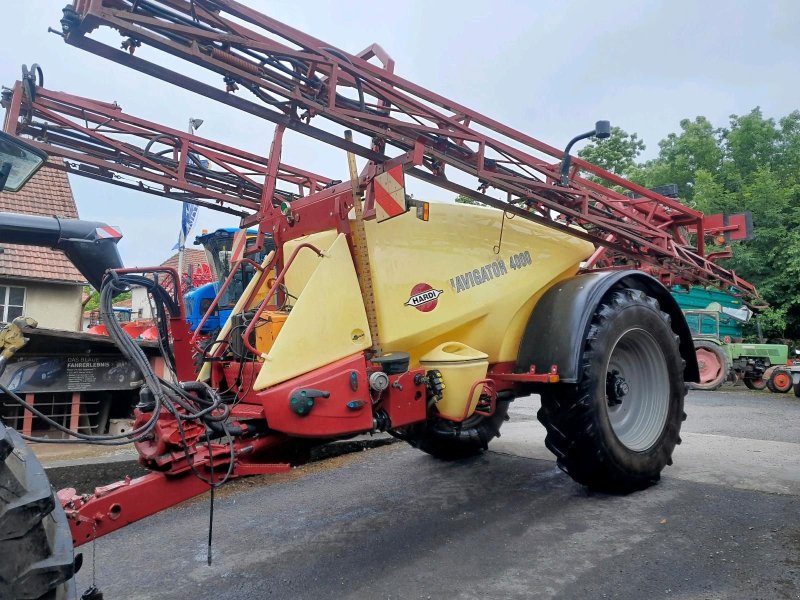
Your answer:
(2, 1), (798, 266)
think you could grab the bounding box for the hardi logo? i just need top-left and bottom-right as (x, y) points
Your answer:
(405, 283), (443, 312)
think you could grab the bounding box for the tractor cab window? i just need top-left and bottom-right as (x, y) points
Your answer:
(196, 230), (269, 308)
(114, 308), (132, 323)
(684, 311), (720, 339)
(201, 236), (236, 307)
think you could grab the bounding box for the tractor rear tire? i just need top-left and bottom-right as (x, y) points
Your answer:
(767, 368), (793, 393)
(689, 341), (728, 391)
(744, 376), (767, 391)
(397, 399), (511, 460)
(537, 289), (686, 493)
(0, 422), (76, 600)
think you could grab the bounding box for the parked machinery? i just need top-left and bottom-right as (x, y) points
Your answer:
(681, 307), (789, 391)
(673, 286), (791, 393)
(186, 227), (275, 335)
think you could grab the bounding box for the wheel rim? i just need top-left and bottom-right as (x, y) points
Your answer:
(604, 328), (670, 452)
(774, 371), (792, 391)
(696, 348), (724, 384)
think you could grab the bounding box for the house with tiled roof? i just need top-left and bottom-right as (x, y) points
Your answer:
(0, 161), (84, 330)
(130, 248), (210, 320)
(160, 248), (209, 276)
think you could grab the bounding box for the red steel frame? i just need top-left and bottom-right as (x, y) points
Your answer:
(189, 254), (270, 349)
(2, 82), (336, 217)
(47, 265), (301, 546)
(59, 435), (290, 546)
(54, 0), (758, 300)
(240, 242), (322, 354)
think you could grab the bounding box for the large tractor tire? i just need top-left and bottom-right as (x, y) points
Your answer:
(744, 375), (767, 391)
(767, 368), (793, 393)
(0, 422), (76, 599)
(689, 340), (728, 391)
(397, 398), (511, 460)
(537, 289), (686, 493)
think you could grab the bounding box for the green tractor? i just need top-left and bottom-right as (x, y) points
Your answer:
(672, 286), (791, 392)
(683, 309), (790, 392)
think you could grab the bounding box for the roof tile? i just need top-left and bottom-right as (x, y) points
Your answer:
(161, 249), (208, 271)
(0, 162), (84, 284)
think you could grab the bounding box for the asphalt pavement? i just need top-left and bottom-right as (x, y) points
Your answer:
(73, 388), (800, 600)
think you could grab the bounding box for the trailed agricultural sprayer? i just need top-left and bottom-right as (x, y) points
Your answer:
(0, 1), (761, 597)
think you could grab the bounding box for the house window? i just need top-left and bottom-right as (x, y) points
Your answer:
(0, 286), (26, 322)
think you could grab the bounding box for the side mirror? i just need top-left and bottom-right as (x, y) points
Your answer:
(0, 131), (47, 192)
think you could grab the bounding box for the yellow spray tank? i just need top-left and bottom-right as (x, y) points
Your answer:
(255, 201), (595, 423)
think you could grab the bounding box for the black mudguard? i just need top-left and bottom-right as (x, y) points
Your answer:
(517, 271), (699, 383)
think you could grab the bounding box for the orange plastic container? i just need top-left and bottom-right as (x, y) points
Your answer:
(254, 311), (288, 354)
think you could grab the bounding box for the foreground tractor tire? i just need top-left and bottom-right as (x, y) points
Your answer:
(767, 368), (793, 393)
(0, 422), (75, 600)
(537, 289), (686, 493)
(689, 341), (728, 391)
(398, 399), (511, 460)
(744, 375), (767, 391)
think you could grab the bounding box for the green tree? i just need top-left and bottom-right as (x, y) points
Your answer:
(775, 110), (800, 181)
(578, 108), (800, 338)
(84, 288), (100, 312)
(577, 126), (645, 177)
(633, 117), (723, 200)
(83, 288), (131, 312)
(722, 108), (779, 184)
(759, 306), (789, 339)
(455, 193), (483, 206)
(691, 169), (731, 214)
(723, 169), (798, 306)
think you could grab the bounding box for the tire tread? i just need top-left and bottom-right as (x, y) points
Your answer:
(536, 289), (686, 493)
(0, 422), (75, 600)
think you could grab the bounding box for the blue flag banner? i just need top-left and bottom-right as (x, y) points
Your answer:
(173, 202), (198, 250)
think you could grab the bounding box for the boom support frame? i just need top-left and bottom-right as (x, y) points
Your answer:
(51, 0), (757, 299)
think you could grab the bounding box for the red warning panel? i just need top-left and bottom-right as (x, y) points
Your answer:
(373, 165), (407, 222)
(95, 225), (123, 239)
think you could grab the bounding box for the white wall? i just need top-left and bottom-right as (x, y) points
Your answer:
(5, 279), (83, 331)
(131, 287), (153, 320)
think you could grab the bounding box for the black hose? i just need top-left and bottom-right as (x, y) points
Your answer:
(3, 273), (237, 488)
(1, 381), (161, 445)
(100, 273), (236, 486)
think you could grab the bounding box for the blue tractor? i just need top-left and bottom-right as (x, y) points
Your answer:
(185, 228), (274, 334)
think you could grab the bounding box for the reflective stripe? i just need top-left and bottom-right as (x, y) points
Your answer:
(373, 165), (406, 222)
(95, 226), (122, 239)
